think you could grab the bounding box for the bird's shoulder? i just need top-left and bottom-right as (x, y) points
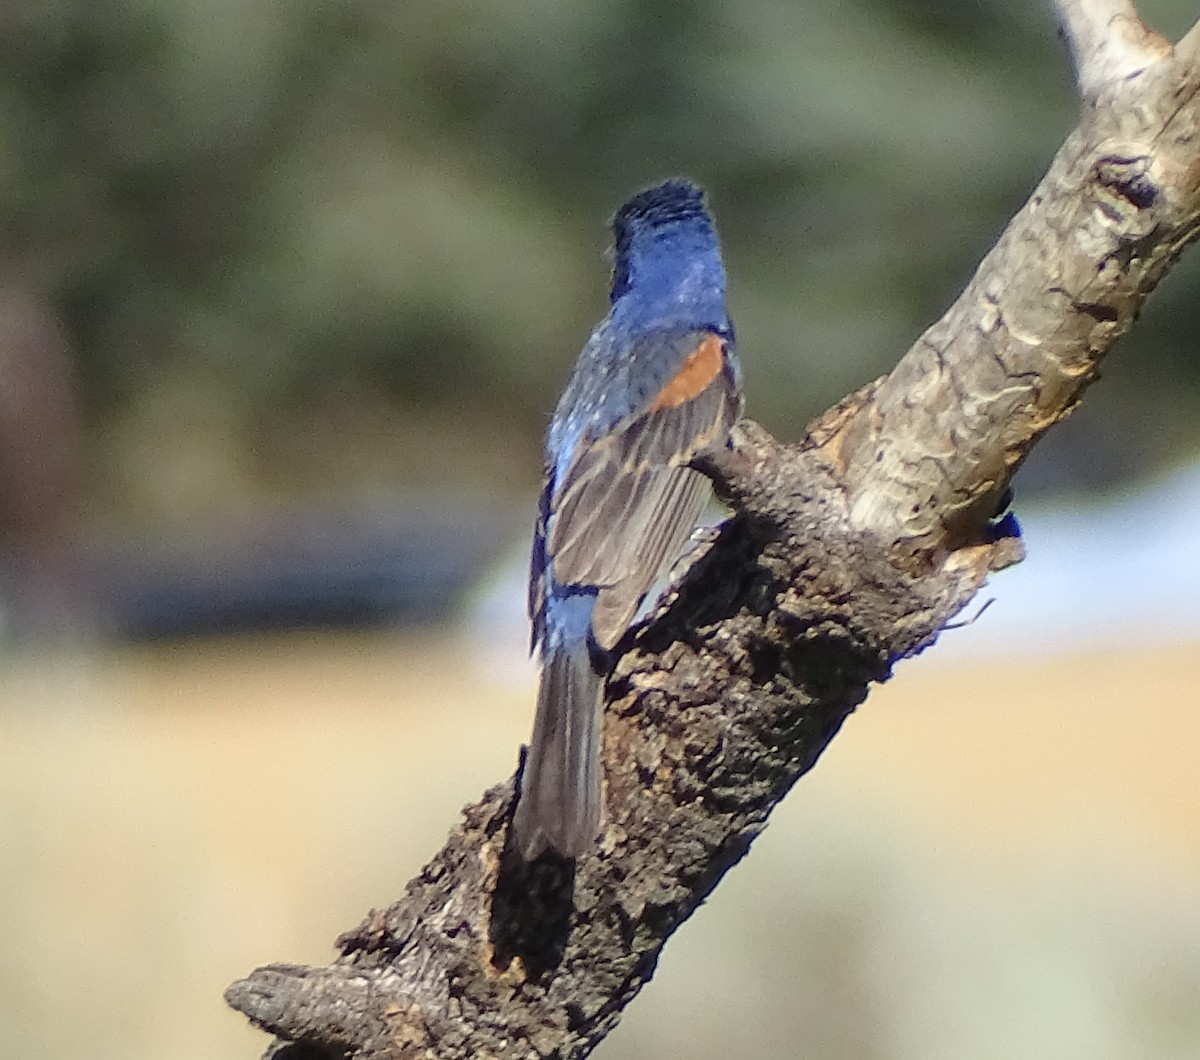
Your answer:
(551, 319), (731, 455)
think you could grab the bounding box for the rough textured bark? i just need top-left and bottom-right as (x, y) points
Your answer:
(226, 6), (1200, 1058)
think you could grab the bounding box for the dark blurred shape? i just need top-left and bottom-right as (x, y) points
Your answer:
(0, 281), (88, 639)
(92, 497), (520, 641)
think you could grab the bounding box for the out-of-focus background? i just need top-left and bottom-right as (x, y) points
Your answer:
(2, 0), (1200, 1058)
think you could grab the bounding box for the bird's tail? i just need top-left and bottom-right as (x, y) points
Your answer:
(512, 640), (602, 860)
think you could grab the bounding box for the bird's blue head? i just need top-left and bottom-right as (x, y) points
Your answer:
(608, 179), (728, 333)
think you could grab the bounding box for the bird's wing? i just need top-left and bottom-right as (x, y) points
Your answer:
(587, 466), (711, 647)
(546, 331), (739, 650)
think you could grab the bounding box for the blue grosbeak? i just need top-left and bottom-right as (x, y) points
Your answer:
(513, 178), (742, 859)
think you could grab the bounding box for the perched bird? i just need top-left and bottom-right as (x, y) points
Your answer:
(513, 178), (742, 860)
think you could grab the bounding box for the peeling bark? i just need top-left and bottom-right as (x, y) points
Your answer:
(226, 6), (1200, 1058)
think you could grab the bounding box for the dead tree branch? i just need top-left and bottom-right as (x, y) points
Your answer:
(226, 6), (1200, 1058)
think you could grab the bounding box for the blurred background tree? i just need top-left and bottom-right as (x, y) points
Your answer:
(0, 0), (1198, 638)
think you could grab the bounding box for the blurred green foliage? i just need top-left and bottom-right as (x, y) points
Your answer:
(1, 0), (1198, 527)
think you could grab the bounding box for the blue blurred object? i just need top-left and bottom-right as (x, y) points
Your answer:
(92, 495), (520, 641)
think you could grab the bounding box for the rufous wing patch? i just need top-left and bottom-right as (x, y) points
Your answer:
(648, 333), (724, 412)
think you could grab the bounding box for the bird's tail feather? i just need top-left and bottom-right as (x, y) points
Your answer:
(512, 642), (602, 859)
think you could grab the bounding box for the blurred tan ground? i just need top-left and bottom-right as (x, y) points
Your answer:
(1, 631), (1198, 1060)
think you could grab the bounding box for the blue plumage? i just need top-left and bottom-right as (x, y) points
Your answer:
(513, 179), (742, 860)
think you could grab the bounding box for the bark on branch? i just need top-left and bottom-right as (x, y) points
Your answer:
(227, 7), (1200, 1058)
